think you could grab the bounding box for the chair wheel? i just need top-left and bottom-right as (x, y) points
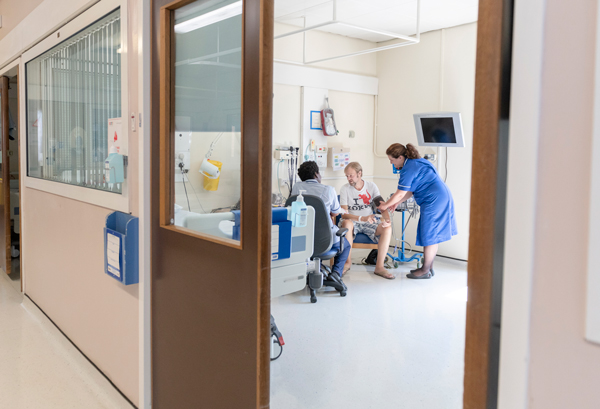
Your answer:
(311, 296), (317, 303)
(340, 291), (347, 297)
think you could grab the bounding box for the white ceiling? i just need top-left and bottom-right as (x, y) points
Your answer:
(274, 0), (478, 43)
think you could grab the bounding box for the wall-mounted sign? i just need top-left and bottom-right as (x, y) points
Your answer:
(107, 118), (127, 155)
(310, 111), (322, 130)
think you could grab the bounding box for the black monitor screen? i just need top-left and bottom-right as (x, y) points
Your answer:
(420, 117), (457, 144)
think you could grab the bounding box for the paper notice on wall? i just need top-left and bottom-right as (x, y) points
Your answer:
(107, 118), (127, 155)
(106, 232), (121, 278)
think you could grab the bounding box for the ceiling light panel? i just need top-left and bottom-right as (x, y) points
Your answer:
(274, 0), (479, 41)
(175, 1), (242, 33)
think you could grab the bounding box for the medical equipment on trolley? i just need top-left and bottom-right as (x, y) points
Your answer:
(389, 198), (423, 268)
(369, 195), (423, 268)
(271, 206), (315, 297)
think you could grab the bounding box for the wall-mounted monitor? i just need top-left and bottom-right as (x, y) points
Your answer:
(413, 112), (466, 147)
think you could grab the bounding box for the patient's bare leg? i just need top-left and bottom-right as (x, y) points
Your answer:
(373, 223), (394, 279)
(341, 219), (354, 273)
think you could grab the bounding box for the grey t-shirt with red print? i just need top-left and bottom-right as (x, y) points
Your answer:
(339, 180), (381, 218)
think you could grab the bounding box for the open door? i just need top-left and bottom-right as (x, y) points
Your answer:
(0, 76), (10, 276)
(151, 0), (273, 407)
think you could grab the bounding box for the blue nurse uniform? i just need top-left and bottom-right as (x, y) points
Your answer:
(397, 158), (457, 246)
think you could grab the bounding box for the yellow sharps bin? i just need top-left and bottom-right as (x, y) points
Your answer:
(203, 159), (222, 191)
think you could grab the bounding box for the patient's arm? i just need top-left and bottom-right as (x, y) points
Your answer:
(340, 205), (359, 221)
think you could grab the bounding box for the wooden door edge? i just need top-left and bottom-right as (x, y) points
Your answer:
(463, 0), (514, 408)
(1, 76), (10, 276)
(257, 0), (274, 407)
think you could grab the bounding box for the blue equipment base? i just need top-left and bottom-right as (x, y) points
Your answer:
(387, 210), (423, 267)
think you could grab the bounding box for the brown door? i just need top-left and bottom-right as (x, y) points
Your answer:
(151, 0), (273, 407)
(0, 76), (10, 275)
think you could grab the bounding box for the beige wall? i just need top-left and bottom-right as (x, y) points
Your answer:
(272, 23), (378, 196)
(526, 1), (600, 407)
(375, 23), (477, 260)
(23, 189), (139, 402)
(0, 0), (45, 42)
(272, 85), (377, 196)
(1, 0), (141, 405)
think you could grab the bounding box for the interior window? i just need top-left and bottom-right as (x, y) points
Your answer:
(26, 9), (122, 193)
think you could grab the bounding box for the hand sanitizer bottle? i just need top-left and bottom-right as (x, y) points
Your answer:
(291, 190), (308, 227)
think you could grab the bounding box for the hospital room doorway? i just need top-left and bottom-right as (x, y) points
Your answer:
(148, 0), (510, 406)
(0, 62), (21, 294)
(268, 0), (511, 408)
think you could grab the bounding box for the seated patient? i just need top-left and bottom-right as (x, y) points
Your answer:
(339, 162), (394, 280)
(291, 161), (351, 281)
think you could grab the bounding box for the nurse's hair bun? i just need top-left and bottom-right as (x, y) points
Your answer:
(404, 144), (422, 159)
(386, 143), (422, 160)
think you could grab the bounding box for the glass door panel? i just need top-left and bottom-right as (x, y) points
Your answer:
(171, 0), (242, 243)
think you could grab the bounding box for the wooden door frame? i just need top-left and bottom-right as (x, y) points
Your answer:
(463, 0), (514, 408)
(0, 76), (10, 277)
(1, 60), (22, 292)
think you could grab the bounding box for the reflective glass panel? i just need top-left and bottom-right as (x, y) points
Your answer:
(172, 0), (242, 242)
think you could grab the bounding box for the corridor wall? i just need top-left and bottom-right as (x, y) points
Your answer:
(0, 0), (141, 405)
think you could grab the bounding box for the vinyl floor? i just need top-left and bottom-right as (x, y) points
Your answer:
(270, 253), (468, 409)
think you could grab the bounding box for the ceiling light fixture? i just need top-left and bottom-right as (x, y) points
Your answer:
(174, 1), (242, 34)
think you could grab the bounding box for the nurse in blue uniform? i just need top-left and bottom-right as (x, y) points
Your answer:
(378, 143), (457, 279)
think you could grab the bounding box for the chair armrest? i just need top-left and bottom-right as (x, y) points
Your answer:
(336, 228), (348, 238)
(335, 228), (348, 257)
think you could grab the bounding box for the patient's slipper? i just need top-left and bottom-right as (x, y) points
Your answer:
(374, 270), (395, 280)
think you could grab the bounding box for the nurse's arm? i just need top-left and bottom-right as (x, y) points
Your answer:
(379, 189), (413, 211)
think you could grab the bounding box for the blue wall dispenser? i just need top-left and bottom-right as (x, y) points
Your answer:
(104, 212), (139, 285)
